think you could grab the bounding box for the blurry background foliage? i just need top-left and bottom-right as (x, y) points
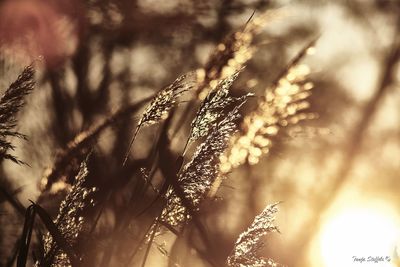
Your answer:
(0, 0), (399, 267)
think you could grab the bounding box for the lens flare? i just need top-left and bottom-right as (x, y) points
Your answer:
(317, 202), (400, 267)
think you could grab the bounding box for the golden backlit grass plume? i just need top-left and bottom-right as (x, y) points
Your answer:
(196, 10), (281, 100)
(0, 63), (35, 164)
(220, 39), (318, 175)
(123, 71), (197, 164)
(161, 97), (251, 230)
(161, 104), (246, 228)
(39, 161), (96, 266)
(227, 202), (282, 267)
(185, 70), (253, 154)
(157, 71), (252, 230)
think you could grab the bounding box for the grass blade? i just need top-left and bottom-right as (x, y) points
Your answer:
(17, 205), (35, 267)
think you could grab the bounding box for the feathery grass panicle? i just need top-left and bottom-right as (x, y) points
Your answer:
(189, 71), (240, 142)
(137, 71), (197, 128)
(196, 10), (280, 100)
(227, 202), (282, 267)
(220, 41), (317, 174)
(186, 70), (253, 153)
(40, 161), (96, 266)
(162, 97), (249, 228)
(123, 71), (197, 164)
(0, 64), (35, 163)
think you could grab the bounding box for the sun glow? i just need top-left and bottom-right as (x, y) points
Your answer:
(317, 202), (400, 267)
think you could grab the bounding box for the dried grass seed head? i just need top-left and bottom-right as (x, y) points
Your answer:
(188, 70), (253, 144)
(0, 63), (35, 163)
(227, 202), (282, 267)
(41, 161), (96, 266)
(221, 42), (318, 173)
(161, 97), (250, 227)
(138, 71), (197, 128)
